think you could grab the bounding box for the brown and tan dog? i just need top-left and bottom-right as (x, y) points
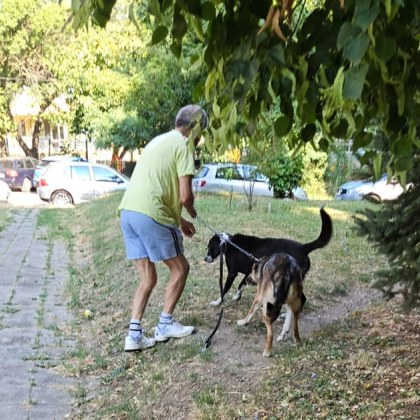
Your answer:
(237, 252), (303, 357)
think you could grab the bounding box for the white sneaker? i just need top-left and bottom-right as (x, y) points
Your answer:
(155, 321), (195, 342)
(124, 334), (156, 352)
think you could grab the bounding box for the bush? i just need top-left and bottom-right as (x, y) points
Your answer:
(262, 154), (304, 198)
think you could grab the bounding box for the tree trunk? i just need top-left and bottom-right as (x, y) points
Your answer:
(31, 117), (42, 159)
(0, 137), (8, 157)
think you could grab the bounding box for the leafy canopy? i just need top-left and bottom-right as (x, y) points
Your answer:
(72, 0), (420, 182)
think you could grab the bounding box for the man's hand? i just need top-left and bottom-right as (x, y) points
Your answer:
(180, 217), (196, 238)
(189, 205), (197, 219)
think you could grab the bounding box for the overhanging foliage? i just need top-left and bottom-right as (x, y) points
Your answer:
(69, 0), (420, 182)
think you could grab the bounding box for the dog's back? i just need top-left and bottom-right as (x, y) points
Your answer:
(226, 208), (332, 277)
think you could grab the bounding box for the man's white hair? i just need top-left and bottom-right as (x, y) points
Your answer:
(175, 105), (208, 130)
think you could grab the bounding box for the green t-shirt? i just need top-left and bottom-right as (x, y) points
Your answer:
(118, 129), (195, 226)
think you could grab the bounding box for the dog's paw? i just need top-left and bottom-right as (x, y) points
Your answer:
(263, 350), (272, 357)
(237, 319), (247, 326)
(277, 333), (287, 342)
(232, 292), (242, 301)
(210, 298), (222, 306)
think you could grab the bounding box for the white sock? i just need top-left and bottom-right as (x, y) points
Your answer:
(158, 312), (173, 329)
(129, 319), (142, 339)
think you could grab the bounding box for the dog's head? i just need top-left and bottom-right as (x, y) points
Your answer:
(204, 233), (232, 263)
(246, 253), (297, 284)
(204, 234), (222, 263)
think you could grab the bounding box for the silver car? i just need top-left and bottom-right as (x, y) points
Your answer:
(193, 163), (307, 199)
(37, 161), (129, 205)
(335, 174), (407, 201)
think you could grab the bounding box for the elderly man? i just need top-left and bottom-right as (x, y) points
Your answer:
(119, 104), (208, 352)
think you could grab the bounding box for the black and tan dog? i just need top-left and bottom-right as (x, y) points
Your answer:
(237, 252), (303, 357)
(204, 207), (332, 306)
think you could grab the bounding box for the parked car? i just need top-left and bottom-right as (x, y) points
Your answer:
(0, 180), (12, 202)
(192, 163), (308, 199)
(0, 157), (38, 192)
(33, 155), (88, 187)
(37, 161), (130, 205)
(335, 174), (408, 201)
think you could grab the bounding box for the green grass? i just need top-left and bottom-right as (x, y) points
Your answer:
(35, 191), (420, 420)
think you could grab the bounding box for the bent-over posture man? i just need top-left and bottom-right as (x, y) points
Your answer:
(119, 104), (208, 351)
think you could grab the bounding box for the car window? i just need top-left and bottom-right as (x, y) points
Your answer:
(242, 165), (268, 182)
(15, 160), (24, 169)
(24, 158), (36, 169)
(71, 165), (91, 181)
(195, 166), (209, 178)
(216, 166), (243, 180)
(0, 160), (13, 169)
(92, 166), (120, 182)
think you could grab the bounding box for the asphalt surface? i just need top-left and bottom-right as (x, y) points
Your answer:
(0, 192), (75, 419)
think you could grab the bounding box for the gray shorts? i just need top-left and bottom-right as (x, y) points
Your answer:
(120, 210), (184, 263)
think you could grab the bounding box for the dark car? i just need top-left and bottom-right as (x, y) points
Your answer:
(0, 157), (38, 192)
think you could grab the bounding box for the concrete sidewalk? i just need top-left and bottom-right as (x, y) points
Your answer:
(0, 209), (75, 419)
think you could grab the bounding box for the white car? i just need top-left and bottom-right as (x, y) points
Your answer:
(336, 174), (408, 201)
(38, 161), (129, 205)
(193, 163), (307, 199)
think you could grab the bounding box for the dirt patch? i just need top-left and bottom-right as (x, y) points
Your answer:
(153, 285), (382, 420)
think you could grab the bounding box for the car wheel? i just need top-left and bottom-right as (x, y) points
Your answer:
(51, 190), (73, 206)
(21, 178), (32, 192)
(364, 194), (381, 203)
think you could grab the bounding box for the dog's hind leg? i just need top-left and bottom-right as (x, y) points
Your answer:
(262, 311), (274, 357)
(237, 296), (262, 326)
(290, 300), (302, 346)
(277, 305), (292, 342)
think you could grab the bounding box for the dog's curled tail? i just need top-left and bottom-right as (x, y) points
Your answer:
(302, 207), (333, 254)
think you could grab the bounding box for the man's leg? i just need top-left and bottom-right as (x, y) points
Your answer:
(125, 258), (157, 352)
(155, 254), (194, 341)
(162, 254), (189, 314)
(131, 257), (157, 320)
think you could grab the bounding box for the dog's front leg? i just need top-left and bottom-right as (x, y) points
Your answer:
(237, 297), (262, 326)
(210, 273), (237, 306)
(277, 305), (292, 342)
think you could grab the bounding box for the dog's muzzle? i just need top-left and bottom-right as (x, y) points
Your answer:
(204, 255), (214, 263)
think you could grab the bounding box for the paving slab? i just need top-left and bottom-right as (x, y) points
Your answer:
(0, 208), (75, 420)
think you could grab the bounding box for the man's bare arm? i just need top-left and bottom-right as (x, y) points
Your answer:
(179, 175), (197, 218)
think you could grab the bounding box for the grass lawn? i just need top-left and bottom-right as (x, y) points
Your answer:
(34, 192), (420, 420)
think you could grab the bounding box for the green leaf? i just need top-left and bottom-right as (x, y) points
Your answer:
(343, 63), (369, 100)
(274, 116), (292, 138)
(375, 36), (397, 63)
(354, 0), (380, 31)
(170, 41), (182, 58)
(151, 25), (168, 45)
(337, 22), (353, 49)
(200, 2), (216, 20)
(302, 103), (316, 124)
(359, 150), (377, 166)
(394, 157), (413, 172)
(373, 152), (382, 179)
(263, 44), (285, 66)
(301, 124), (316, 142)
(352, 132), (373, 151)
(343, 34), (370, 62)
(392, 135), (412, 156)
(172, 13), (188, 39)
(319, 137), (330, 152)
(193, 80), (205, 102)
